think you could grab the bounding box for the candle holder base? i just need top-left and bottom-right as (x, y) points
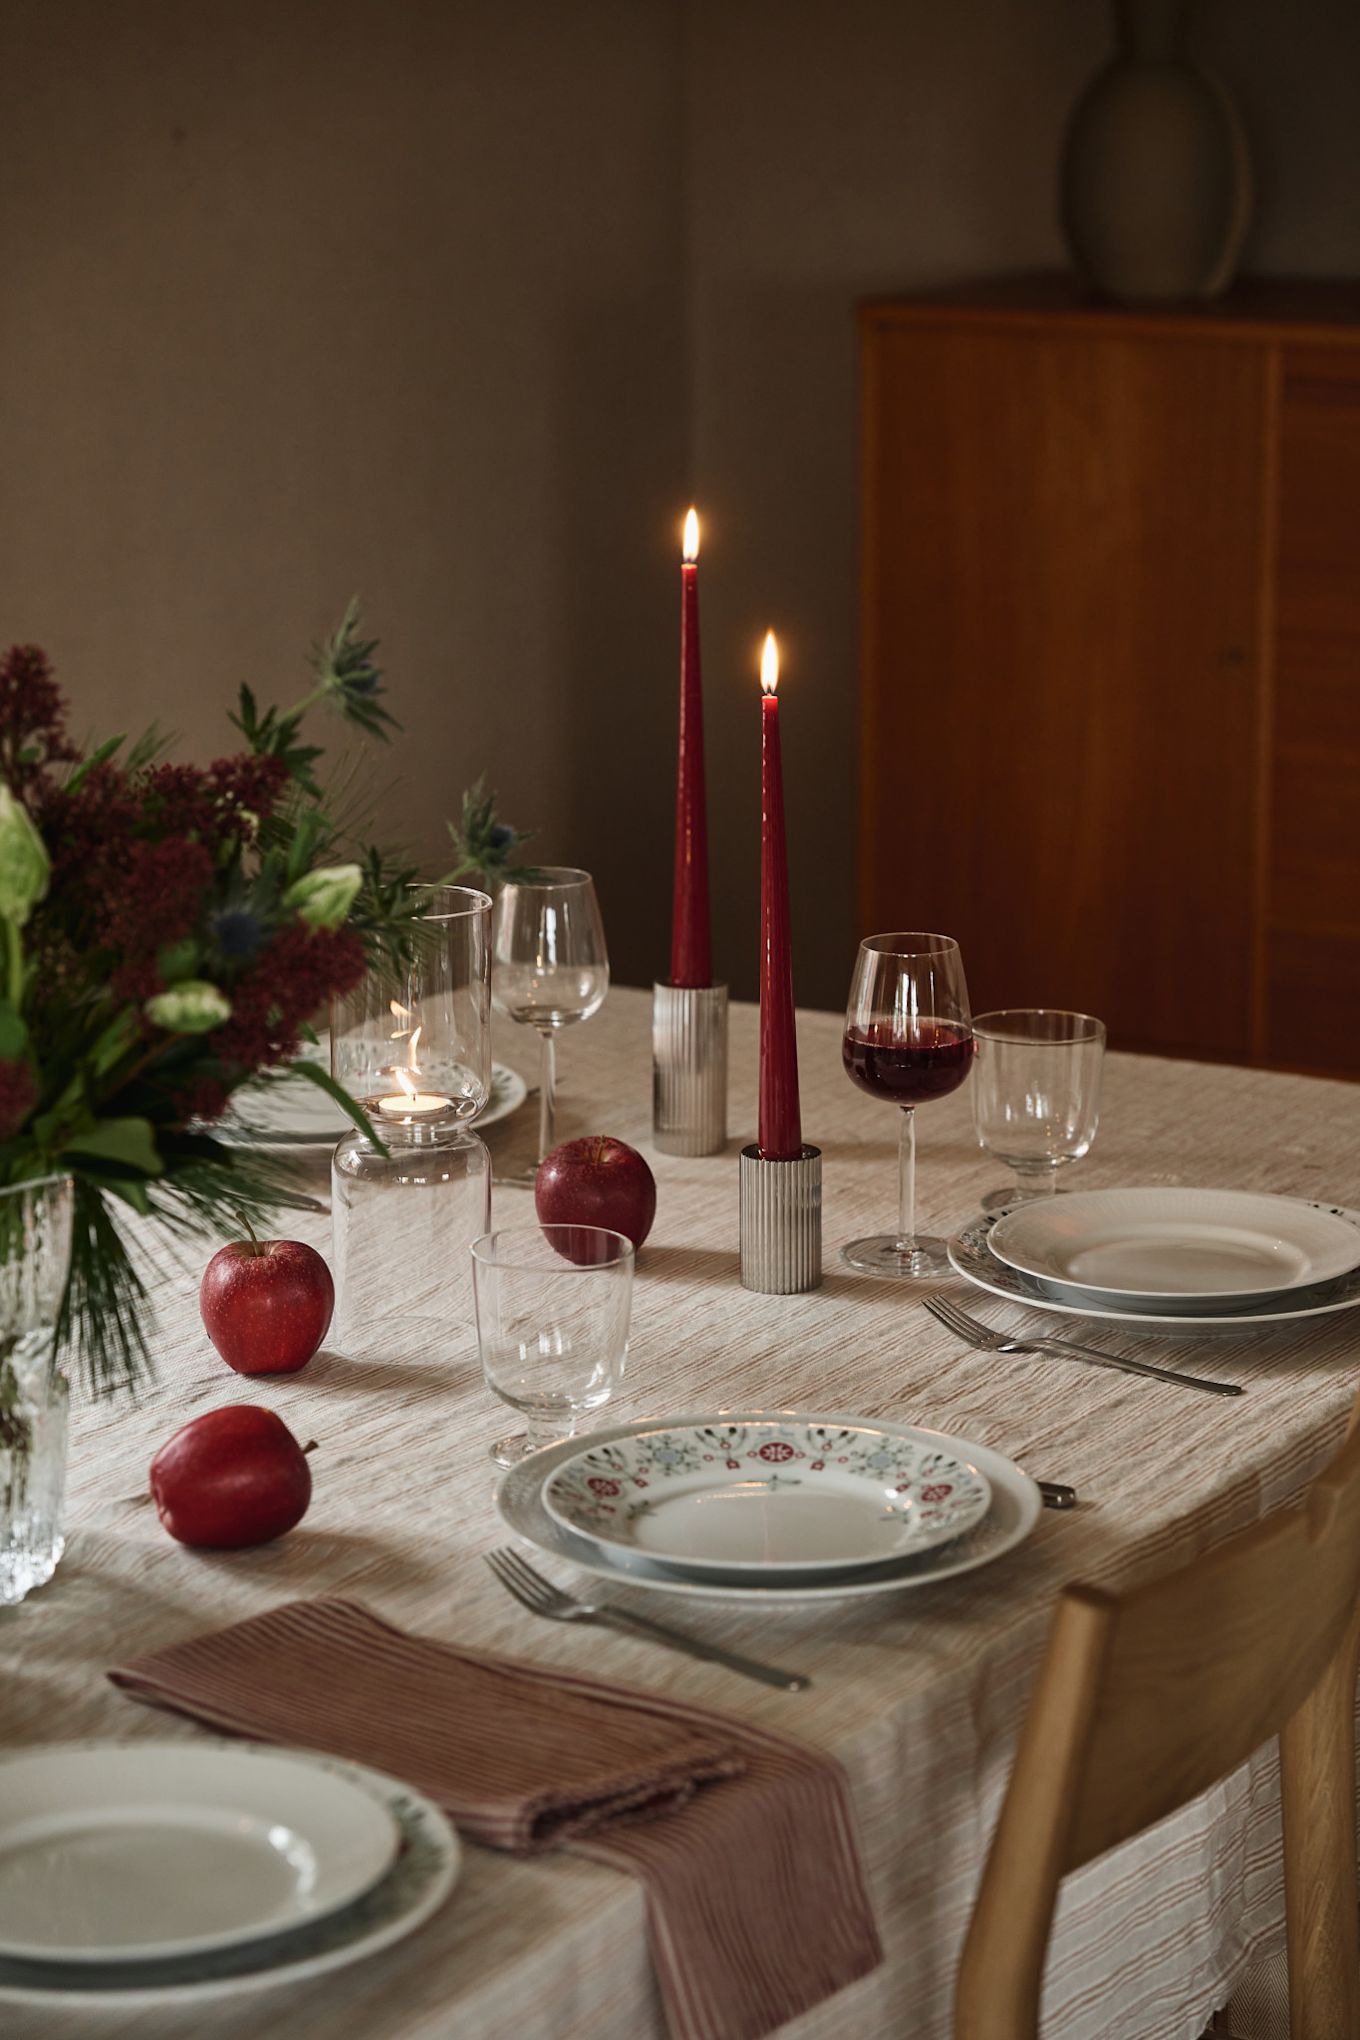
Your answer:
(739, 1143), (822, 1294)
(652, 983), (728, 1156)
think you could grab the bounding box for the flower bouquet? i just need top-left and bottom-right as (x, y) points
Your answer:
(0, 606), (533, 1398)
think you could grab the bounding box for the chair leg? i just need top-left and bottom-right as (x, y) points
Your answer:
(1279, 1610), (1360, 2040)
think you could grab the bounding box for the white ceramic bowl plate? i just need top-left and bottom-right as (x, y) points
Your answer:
(989, 1188), (1360, 1309)
(0, 1744), (399, 1964)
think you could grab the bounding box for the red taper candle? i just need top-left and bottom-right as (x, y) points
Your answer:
(670, 508), (712, 987)
(758, 630), (802, 1159)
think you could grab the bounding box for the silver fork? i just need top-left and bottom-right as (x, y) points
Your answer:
(485, 1547), (811, 1692)
(924, 1294), (1244, 1398)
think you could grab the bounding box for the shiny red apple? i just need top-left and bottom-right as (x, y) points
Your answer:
(150, 1406), (313, 1549)
(535, 1135), (656, 1252)
(200, 1238), (334, 1375)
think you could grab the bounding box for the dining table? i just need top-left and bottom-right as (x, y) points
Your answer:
(5, 984), (1359, 2040)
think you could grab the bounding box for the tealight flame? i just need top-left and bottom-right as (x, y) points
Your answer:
(394, 1066), (418, 1100)
(682, 507), (700, 563)
(760, 630), (779, 696)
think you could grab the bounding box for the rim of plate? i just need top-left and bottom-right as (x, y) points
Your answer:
(497, 1409), (1040, 1603)
(541, 1417), (991, 1574)
(0, 1742), (400, 1965)
(220, 1059), (527, 1147)
(989, 1188), (1360, 1303)
(948, 1205), (1360, 1331)
(0, 1747), (459, 2009)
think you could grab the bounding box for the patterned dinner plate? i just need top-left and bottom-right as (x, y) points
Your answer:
(543, 1418), (991, 1575)
(0, 1750), (459, 2009)
(499, 1410), (1040, 1603)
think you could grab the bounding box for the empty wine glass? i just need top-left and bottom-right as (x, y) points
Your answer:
(842, 933), (973, 1279)
(492, 867), (609, 1168)
(973, 1010), (1106, 1209)
(471, 1224), (633, 1467)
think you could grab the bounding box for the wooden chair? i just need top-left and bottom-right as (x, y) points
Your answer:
(955, 1393), (1360, 2040)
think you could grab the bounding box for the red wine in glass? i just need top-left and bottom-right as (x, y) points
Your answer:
(842, 1019), (974, 1106)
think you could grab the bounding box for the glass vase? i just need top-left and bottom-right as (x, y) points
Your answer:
(331, 886), (492, 1124)
(0, 1176), (74, 1607)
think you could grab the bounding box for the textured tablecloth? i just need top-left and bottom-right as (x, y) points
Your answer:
(5, 986), (1359, 2040)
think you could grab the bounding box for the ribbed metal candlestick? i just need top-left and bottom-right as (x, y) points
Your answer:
(739, 1143), (822, 1293)
(652, 983), (728, 1156)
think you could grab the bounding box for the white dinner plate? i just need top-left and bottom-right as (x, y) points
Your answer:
(0, 1750), (459, 2009)
(0, 1742), (400, 1964)
(219, 1051), (527, 1148)
(499, 1410), (1040, 1603)
(989, 1188), (1360, 1306)
(950, 1206), (1360, 1333)
(543, 1417), (991, 1575)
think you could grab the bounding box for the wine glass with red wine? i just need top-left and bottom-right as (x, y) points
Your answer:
(842, 933), (973, 1278)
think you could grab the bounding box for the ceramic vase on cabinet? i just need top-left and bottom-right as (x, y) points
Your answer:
(1060, 0), (1251, 303)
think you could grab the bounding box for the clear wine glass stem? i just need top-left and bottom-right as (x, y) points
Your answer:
(536, 1028), (557, 1163)
(524, 1409), (565, 1453)
(897, 1106), (917, 1252)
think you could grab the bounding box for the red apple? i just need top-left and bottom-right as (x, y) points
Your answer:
(535, 1135), (656, 1254)
(150, 1406), (313, 1549)
(200, 1238), (334, 1375)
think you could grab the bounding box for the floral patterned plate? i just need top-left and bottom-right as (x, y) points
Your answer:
(543, 1418), (991, 1574)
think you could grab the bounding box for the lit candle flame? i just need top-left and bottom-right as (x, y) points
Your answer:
(682, 508), (699, 562)
(394, 1067), (417, 1100)
(760, 630), (779, 696)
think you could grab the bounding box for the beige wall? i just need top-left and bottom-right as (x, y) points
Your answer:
(2, 1), (1357, 1014)
(0, 0), (687, 991)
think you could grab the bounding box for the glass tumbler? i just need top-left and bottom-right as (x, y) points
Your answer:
(0, 1176), (73, 1606)
(972, 1009), (1106, 1208)
(471, 1224), (633, 1467)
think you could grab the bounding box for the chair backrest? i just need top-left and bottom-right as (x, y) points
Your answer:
(955, 1392), (1360, 2040)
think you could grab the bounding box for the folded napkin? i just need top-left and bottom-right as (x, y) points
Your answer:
(110, 1597), (881, 2040)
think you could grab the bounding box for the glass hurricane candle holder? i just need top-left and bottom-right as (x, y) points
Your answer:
(329, 884), (493, 1363)
(331, 886), (492, 1130)
(331, 1122), (492, 1365)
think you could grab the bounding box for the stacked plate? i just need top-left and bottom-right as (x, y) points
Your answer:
(498, 1410), (1042, 1603)
(0, 1743), (460, 2009)
(217, 1046), (527, 1150)
(949, 1188), (1360, 1335)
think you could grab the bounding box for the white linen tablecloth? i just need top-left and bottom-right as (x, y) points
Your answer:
(5, 986), (1359, 2040)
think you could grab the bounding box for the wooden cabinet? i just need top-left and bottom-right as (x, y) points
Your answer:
(859, 280), (1360, 1076)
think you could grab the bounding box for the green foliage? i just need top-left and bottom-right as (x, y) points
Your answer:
(447, 776), (543, 890)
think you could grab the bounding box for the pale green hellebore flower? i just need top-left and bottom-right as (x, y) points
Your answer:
(0, 787), (50, 928)
(144, 981), (232, 1035)
(284, 862), (363, 930)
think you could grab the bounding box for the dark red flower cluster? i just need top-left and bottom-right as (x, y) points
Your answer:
(139, 755), (289, 847)
(0, 645), (78, 794)
(211, 924), (366, 1075)
(0, 1059), (37, 1140)
(102, 839), (216, 1001)
(173, 1076), (229, 1124)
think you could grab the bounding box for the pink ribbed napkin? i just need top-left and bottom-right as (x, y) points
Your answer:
(110, 1598), (881, 2040)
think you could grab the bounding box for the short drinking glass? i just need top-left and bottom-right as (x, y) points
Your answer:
(973, 1009), (1106, 1207)
(842, 933), (973, 1279)
(492, 868), (609, 1168)
(471, 1224), (633, 1467)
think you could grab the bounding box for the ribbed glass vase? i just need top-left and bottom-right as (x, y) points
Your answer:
(0, 1176), (74, 1607)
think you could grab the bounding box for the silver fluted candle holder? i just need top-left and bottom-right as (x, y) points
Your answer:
(739, 1143), (822, 1293)
(652, 983), (728, 1156)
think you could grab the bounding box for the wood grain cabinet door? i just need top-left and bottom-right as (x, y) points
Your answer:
(1267, 348), (1360, 1075)
(860, 318), (1268, 1060)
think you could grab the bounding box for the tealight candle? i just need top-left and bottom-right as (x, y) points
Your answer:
(376, 1091), (450, 1118)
